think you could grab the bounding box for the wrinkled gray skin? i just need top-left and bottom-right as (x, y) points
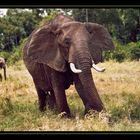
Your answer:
(0, 57), (6, 81)
(23, 14), (115, 116)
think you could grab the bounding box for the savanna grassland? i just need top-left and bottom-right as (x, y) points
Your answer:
(0, 60), (140, 131)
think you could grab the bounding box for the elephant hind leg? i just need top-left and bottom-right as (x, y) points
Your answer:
(35, 85), (47, 112)
(47, 90), (56, 110)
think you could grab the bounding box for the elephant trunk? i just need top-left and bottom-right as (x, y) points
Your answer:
(79, 63), (103, 112)
(68, 39), (104, 112)
(74, 51), (104, 112)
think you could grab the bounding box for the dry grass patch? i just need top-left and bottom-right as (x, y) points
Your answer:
(0, 60), (140, 131)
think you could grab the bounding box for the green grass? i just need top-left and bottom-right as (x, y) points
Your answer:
(0, 60), (140, 131)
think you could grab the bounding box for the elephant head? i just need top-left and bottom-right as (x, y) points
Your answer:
(0, 57), (6, 81)
(26, 14), (115, 112)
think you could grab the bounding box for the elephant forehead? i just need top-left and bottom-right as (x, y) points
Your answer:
(51, 14), (74, 26)
(60, 21), (82, 28)
(61, 23), (88, 38)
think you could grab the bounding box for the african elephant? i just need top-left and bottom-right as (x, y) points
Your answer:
(0, 57), (6, 81)
(23, 14), (115, 117)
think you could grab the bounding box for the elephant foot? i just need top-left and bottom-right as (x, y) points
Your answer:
(39, 104), (46, 112)
(84, 109), (112, 124)
(84, 102), (104, 115)
(57, 111), (71, 118)
(48, 104), (56, 110)
(98, 110), (112, 124)
(84, 109), (98, 118)
(47, 98), (56, 110)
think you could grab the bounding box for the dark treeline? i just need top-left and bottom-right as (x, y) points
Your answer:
(72, 8), (140, 44)
(0, 8), (140, 64)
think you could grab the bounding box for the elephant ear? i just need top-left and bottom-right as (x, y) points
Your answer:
(26, 25), (67, 72)
(85, 22), (115, 64)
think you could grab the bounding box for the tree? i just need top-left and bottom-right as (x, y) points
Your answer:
(0, 8), (41, 51)
(71, 8), (140, 44)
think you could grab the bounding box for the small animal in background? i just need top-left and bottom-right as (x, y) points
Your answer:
(0, 57), (6, 81)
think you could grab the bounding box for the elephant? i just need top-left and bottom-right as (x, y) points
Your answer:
(0, 57), (6, 81)
(23, 14), (115, 117)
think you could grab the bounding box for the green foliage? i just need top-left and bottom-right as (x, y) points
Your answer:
(38, 10), (60, 27)
(0, 96), (14, 115)
(108, 93), (140, 122)
(0, 9), (41, 51)
(1, 8), (140, 64)
(72, 8), (140, 44)
(129, 46), (140, 61)
(0, 8), (61, 65)
(104, 40), (140, 62)
(0, 38), (27, 65)
(112, 51), (126, 62)
(0, 60), (140, 130)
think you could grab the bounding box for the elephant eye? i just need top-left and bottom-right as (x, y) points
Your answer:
(63, 37), (71, 46)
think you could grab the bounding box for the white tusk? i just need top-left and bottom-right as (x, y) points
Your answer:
(92, 61), (105, 72)
(70, 63), (82, 73)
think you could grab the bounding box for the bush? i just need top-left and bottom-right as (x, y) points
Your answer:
(104, 40), (140, 62)
(104, 40), (126, 62)
(112, 51), (126, 62)
(130, 47), (140, 61)
(0, 38), (27, 66)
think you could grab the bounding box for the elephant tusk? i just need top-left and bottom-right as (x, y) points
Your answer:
(92, 61), (105, 72)
(70, 63), (82, 73)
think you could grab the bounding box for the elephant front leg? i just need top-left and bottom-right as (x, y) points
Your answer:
(51, 72), (71, 116)
(35, 85), (47, 112)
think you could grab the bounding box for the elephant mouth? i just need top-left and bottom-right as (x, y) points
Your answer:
(69, 60), (105, 74)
